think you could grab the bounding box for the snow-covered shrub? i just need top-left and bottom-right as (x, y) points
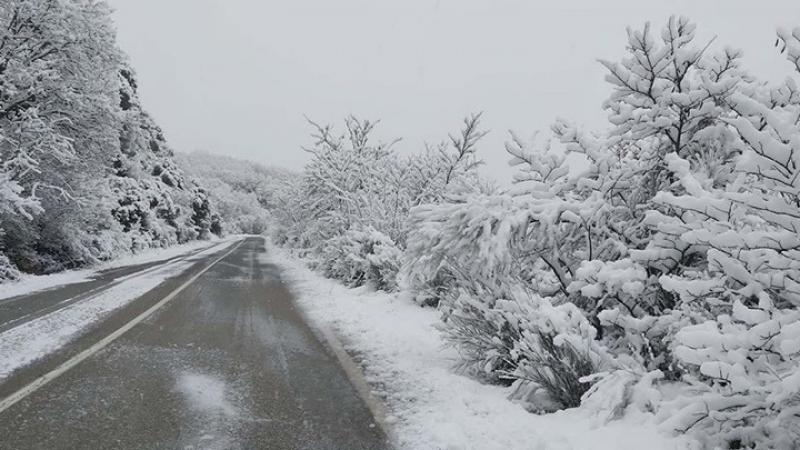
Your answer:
(401, 266), (460, 307)
(316, 227), (402, 291)
(580, 369), (665, 423)
(438, 283), (608, 407)
(403, 195), (526, 375)
(403, 185), (611, 393)
(403, 135), (608, 390)
(24, 196), (124, 271)
(499, 295), (609, 409)
(637, 27), (800, 448)
(434, 277), (521, 382)
(548, 20), (800, 448)
(0, 253), (20, 282)
(533, 17), (750, 387)
(659, 301), (800, 448)
(190, 189), (217, 239)
(279, 114), (487, 294)
(401, 22), (800, 440)
(403, 133), (583, 305)
(295, 117), (402, 246)
(403, 194), (530, 308)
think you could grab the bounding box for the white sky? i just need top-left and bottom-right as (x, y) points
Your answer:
(107, 0), (799, 181)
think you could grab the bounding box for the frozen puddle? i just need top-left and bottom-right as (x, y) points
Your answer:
(175, 371), (242, 450)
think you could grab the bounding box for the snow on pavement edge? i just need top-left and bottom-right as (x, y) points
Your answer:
(267, 245), (695, 450)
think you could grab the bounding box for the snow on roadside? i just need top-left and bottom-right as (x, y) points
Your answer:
(267, 246), (696, 450)
(0, 236), (238, 301)
(0, 240), (238, 381)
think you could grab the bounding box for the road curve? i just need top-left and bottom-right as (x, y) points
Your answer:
(0, 237), (390, 450)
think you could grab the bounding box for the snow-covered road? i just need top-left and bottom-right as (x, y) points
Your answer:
(0, 237), (389, 449)
(0, 243), (216, 334)
(0, 239), (237, 381)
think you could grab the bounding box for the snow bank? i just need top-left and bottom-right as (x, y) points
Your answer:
(267, 246), (695, 450)
(0, 236), (237, 301)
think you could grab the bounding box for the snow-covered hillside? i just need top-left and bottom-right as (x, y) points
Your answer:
(0, 1), (222, 283)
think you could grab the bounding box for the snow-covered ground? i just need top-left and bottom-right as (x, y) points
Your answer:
(0, 237), (238, 301)
(0, 238), (239, 381)
(267, 246), (697, 450)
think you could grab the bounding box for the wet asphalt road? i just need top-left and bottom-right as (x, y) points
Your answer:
(0, 237), (390, 450)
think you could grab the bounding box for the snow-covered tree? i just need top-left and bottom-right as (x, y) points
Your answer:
(643, 26), (800, 448)
(0, 0), (223, 278)
(400, 20), (800, 445)
(554, 17), (749, 379)
(283, 114), (488, 291)
(0, 0), (123, 273)
(258, 16), (800, 448)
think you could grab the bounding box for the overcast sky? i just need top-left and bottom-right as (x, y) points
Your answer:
(107, 0), (799, 181)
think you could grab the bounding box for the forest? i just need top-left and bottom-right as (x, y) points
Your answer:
(0, 0), (229, 281)
(2, 1), (800, 448)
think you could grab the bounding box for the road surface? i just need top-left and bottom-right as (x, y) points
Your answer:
(0, 237), (390, 450)
(0, 245), (212, 334)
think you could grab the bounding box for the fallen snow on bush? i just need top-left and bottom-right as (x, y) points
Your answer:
(268, 246), (696, 450)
